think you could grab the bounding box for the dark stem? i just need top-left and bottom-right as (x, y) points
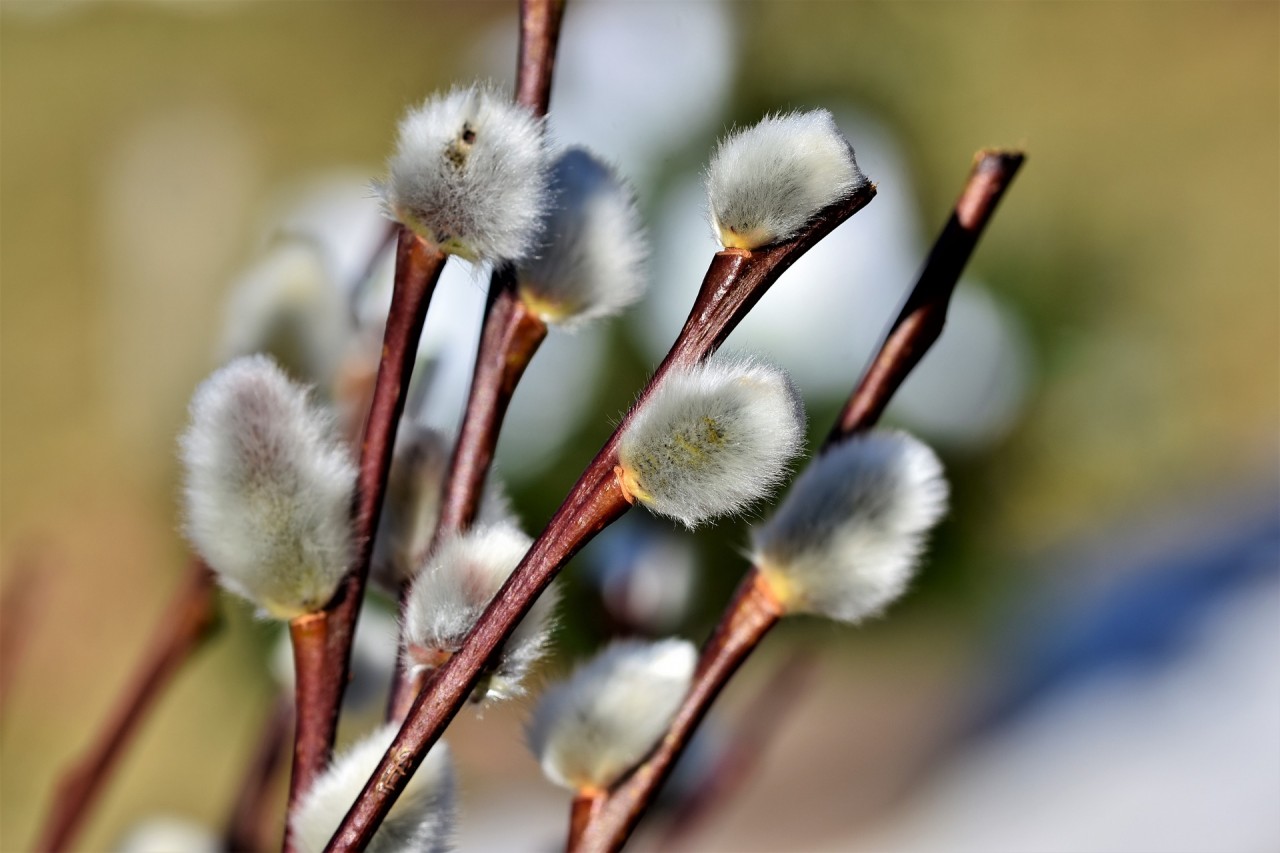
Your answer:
(579, 149), (1025, 852)
(224, 692), (292, 853)
(571, 571), (782, 853)
(831, 149), (1025, 442)
(653, 650), (818, 851)
(309, 228), (446, 785)
(384, 0), (563, 724)
(33, 560), (219, 853)
(324, 186), (876, 852)
(285, 612), (333, 852)
(567, 791), (607, 852)
(516, 0), (566, 116)
(386, 278), (547, 723)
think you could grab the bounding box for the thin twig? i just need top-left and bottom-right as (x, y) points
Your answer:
(832, 149), (1026, 441)
(298, 228), (446, 801)
(33, 559), (220, 853)
(570, 573), (783, 852)
(225, 692), (293, 853)
(568, 791), (607, 853)
(285, 612), (333, 852)
(575, 149), (1025, 853)
(652, 650), (818, 851)
(386, 277), (547, 722)
(325, 185), (876, 852)
(385, 0), (563, 722)
(516, 0), (567, 117)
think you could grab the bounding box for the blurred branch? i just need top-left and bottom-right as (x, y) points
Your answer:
(33, 559), (220, 853)
(0, 548), (49, 719)
(577, 149), (1025, 853)
(225, 693), (293, 853)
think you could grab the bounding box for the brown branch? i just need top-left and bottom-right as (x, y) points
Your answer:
(224, 692), (293, 853)
(33, 559), (220, 853)
(384, 0), (564, 725)
(300, 228), (446, 800)
(284, 612), (334, 852)
(386, 277), (547, 722)
(572, 572), (782, 853)
(575, 149), (1025, 853)
(653, 650), (819, 851)
(516, 0), (566, 116)
(567, 791), (607, 852)
(324, 185), (876, 852)
(831, 149), (1025, 442)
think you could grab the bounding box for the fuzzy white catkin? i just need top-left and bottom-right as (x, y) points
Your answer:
(752, 431), (949, 623)
(381, 84), (550, 263)
(706, 109), (868, 250)
(616, 354), (807, 529)
(516, 148), (648, 328)
(180, 355), (356, 620)
(527, 638), (696, 792)
(291, 725), (455, 853)
(218, 238), (348, 391)
(402, 523), (557, 703)
(370, 423), (510, 593)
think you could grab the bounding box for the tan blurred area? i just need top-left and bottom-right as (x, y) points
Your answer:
(1, 2), (1276, 851)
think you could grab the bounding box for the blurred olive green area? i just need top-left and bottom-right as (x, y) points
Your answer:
(1, 1), (1276, 851)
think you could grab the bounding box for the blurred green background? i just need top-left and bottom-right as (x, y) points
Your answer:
(2, 2), (1276, 851)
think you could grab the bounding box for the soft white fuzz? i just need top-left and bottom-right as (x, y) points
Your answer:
(752, 431), (949, 623)
(180, 355), (356, 620)
(527, 639), (696, 792)
(616, 354), (806, 529)
(219, 238), (348, 390)
(381, 84), (549, 263)
(706, 109), (868, 250)
(402, 523), (557, 702)
(292, 725), (454, 853)
(116, 817), (219, 853)
(517, 148), (648, 328)
(370, 423), (510, 593)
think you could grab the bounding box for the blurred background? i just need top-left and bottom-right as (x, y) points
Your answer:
(2, 1), (1277, 851)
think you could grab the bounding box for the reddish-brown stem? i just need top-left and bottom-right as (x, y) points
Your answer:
(285, 612), (333, 851)
(578, 149), (1025, 852)
(324, 185), (875, 852)
(516, 0), (566, 116)
(383, 0), (563, 724)
(573, 572), (783, 853)
(568, 790), (607, 852)
(831, 149), (1025, 442)
(225, 692), (293, 853)
(306, 229), (445, 777)
(386, 278), (547, 722)
(653, 650), (818, 851)
(33, 560), (220, 853)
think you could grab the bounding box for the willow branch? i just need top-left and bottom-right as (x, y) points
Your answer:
(325, 185), (876, 852)
(296, 229), (445, 801)
(831, 149), (1025, 441)
(383, 0), (563, 723)
(386, 276), (547, 721)
(575, 149), (1024, 853)
(33, 559), (220, 853)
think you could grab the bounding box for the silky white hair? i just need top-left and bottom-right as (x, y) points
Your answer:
(218, 238), (348, 391)
(380, 84), (550, 263)
(371, 423), (510, 593)
(291, 725), (454, 853)
(706, 109), (868, 250)
(517, 147), (648, 328)
(527, 638), (695, 792)
(617, 353), (807, 529)
(402, 523), (557, 703)
(753, 430), (949, 623)
(180, 355), (356, 620)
